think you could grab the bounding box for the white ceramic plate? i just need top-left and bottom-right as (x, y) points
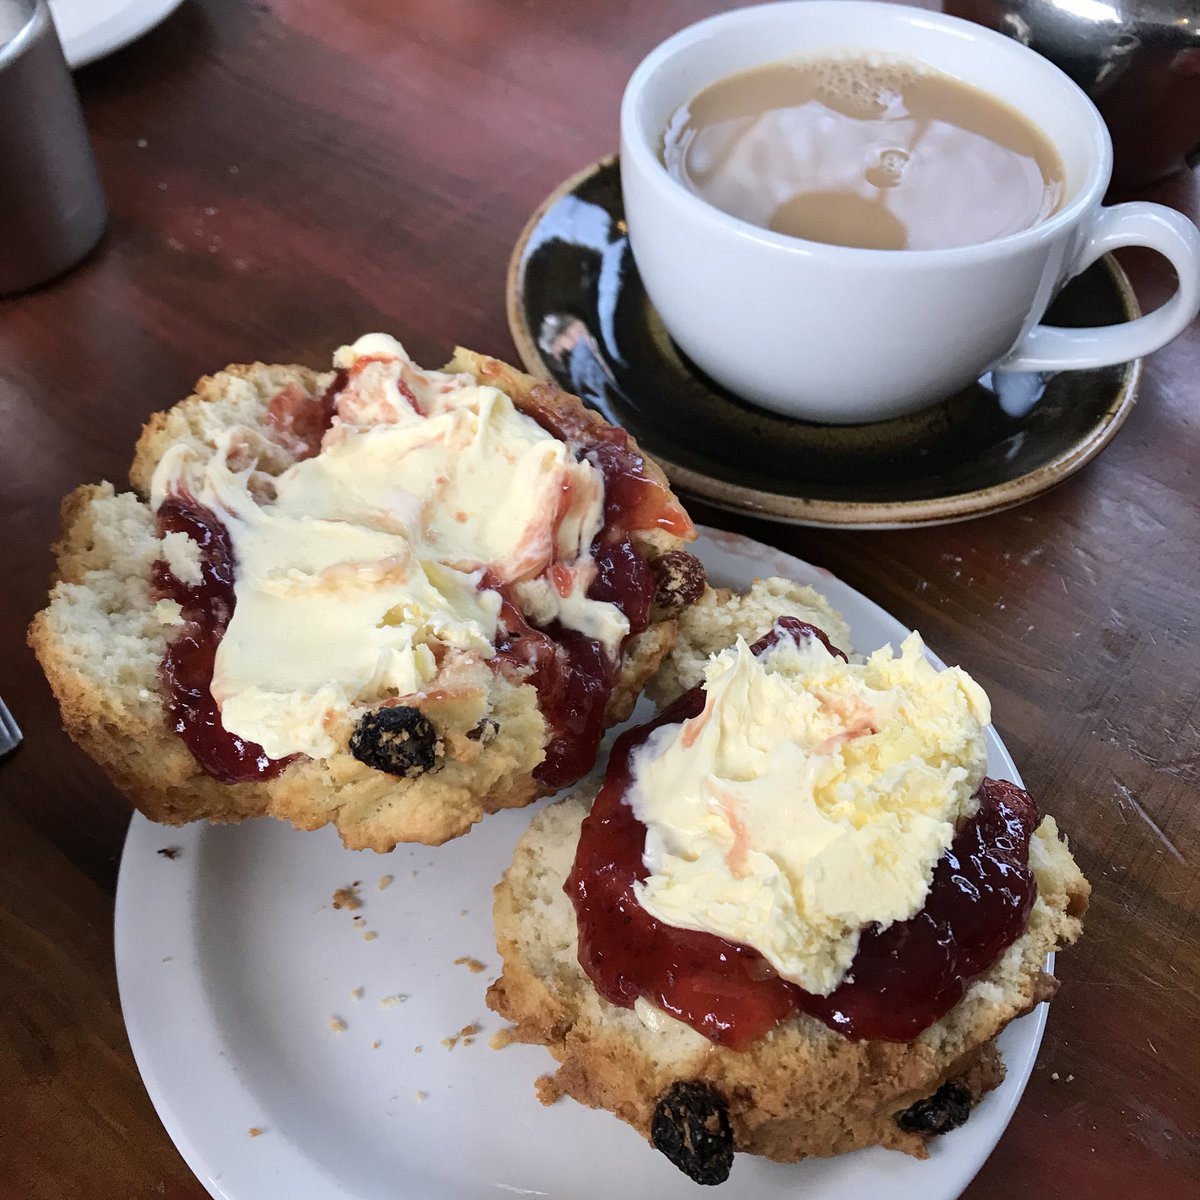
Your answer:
(49, 0), (184, 68)
(115, 526), (1047, 1200)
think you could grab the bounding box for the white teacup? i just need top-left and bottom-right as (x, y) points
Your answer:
(619, 1), (1200, 424)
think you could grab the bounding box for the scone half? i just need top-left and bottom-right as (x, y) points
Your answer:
(30, 338), (705, 850)
(488, 581), (1089, 1182)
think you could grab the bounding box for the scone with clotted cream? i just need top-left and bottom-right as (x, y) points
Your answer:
(487, 580), (1089, 1183)
(30, 337), (704, 849)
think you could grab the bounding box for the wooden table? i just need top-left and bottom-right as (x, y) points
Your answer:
(1, 1), (1196, 1196)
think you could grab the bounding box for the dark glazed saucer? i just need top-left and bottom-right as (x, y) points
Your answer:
(506, 156), (1143, 529)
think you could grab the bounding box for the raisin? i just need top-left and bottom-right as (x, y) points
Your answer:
(650, 1080), (734, 1185)
(896, 1081), (973, 1136)
(466, 717), (499, 745)
(349, 706), (439, 777)
(649, 551), (706, 616)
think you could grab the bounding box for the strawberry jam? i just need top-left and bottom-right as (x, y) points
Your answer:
(153, 496), (293, 782)
(489, 583), (616, 791)
(486, 528), (656, 791)
(151, 370), (349, 782)
(566, 619), (1040, 1048)
(265, 369), (347, 460)
(485, 384), (683, 790)
(511, 382), (692, 539)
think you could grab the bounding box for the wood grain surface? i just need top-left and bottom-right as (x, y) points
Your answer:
(1, 1), (1197, 1197)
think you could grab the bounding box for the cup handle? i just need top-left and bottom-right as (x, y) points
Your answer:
(998, 202), (1200, 374)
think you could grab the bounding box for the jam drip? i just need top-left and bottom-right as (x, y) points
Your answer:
(154, 497), (293, 782)
(265, 369), (347, 460)
(489, 584), (614, 792)
(488, 534), (656, 791)
(566, 618), (1040, 1049)
(512, 383), (692, 539)
(488, 384), (684, 790)
(152, 374), (346, 781)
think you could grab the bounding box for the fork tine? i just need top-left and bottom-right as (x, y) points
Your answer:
(0, 696), (23, 755)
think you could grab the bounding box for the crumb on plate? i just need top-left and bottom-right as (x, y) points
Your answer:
(441, 1022), (481, 1051)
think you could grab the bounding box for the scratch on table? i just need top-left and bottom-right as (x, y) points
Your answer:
(1133, 969), (1167, 990)
(1068, 980), (1174, 990)
(1112, 785), (1129, 825)
(1073, 545), (1099, 586)
(1116, 781), (1185, 862)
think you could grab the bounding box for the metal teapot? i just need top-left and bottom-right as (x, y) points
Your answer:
(944, 0), (1200, 190)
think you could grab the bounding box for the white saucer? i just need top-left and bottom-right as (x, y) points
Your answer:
(115, 526), (1048, 1200)
(49, 0), (184, 68)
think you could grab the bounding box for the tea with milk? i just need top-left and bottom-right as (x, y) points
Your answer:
(661, 57), (1065, 251)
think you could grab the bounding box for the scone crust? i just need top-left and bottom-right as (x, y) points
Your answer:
(648, 577), (854, 705)
(29, 482), (274, 827)
(31, 351), (696, 850)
